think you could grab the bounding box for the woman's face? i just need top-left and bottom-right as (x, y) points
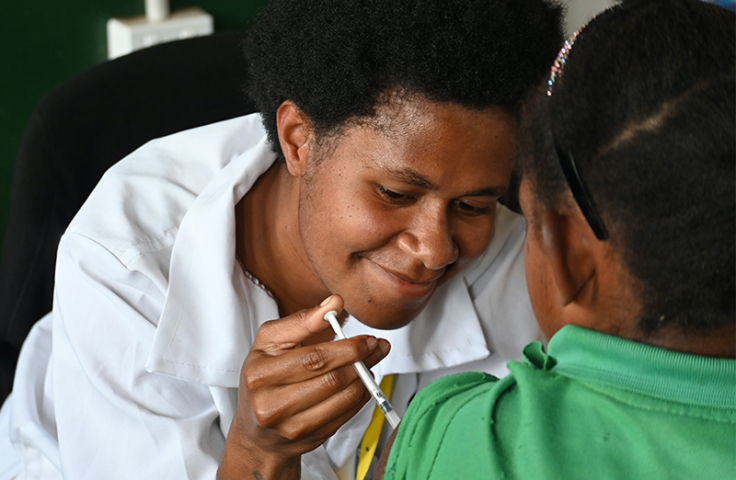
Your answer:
(296, 97), (517, 329)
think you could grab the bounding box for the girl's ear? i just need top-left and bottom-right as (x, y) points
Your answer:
(539, 207), (597, 306)
(276, 100), (313, 177)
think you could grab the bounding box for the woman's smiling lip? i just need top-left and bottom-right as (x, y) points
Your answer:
(367, 260), (443, 297)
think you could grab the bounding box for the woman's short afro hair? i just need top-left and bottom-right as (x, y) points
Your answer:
(243, 0), (564, 156)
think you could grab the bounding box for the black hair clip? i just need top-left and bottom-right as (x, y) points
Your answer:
(555, 144), (609, 241)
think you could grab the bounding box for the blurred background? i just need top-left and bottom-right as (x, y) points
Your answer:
(0, 0), (638, 250)
(0, 0), (268, 250)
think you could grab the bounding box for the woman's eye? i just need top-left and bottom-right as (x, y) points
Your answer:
(454, 199), (492, 216)
(378, 185), (414, 202)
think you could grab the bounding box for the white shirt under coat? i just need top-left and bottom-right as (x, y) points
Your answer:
(0, 113), (542, 480)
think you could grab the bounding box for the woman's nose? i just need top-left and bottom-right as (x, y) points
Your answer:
(396, 208), (459, 270)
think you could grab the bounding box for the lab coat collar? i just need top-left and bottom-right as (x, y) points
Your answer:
(146, 127), (280, 387)
(146, 120), (491, 387)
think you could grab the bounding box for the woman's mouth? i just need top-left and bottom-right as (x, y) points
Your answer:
(368, 261), (443, 298)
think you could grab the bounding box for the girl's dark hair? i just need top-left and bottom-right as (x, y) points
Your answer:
(521, 0), (735, 333)
(243, 0), (564, 157)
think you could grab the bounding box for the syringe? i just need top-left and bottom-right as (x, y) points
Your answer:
(323, 310), (401, 429)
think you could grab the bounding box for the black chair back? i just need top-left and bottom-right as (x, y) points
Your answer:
(0, 31), (257, 400)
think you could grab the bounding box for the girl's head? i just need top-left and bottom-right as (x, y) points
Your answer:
(520, 0), (735, 338)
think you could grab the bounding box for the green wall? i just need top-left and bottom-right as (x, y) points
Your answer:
(0, 0), (267, 251)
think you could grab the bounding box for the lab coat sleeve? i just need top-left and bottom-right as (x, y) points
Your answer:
(50, 232), (224, 480)
(0, 314), (63, 480)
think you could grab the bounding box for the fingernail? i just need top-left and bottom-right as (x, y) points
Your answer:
(320, 295), (332, 307)
(378, 339), (390, 355)
(366, 336), (378, 349)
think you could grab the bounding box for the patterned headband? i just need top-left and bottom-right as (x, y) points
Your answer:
(546, 5), (620, 97)
(546, 29), (582, 96)
(546, 6), (620, 241)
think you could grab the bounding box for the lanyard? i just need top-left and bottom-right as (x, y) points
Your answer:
(356, 374), (395, 480)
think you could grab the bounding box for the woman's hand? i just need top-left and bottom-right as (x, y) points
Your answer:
(218, 295), (391, 480)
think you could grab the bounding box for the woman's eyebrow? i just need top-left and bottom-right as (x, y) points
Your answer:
(379, 165), (436, 189)
(379, 164), (506, 197)
(465, 186), (506, 197)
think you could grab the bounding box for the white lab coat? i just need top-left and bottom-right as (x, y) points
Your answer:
(0, 113), (542, 480)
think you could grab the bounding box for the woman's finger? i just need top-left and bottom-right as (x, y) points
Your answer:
(260, 375), (374, 446)
(252, 294), (345, 355)
(248, 338), (391, 424)
(246, 335), (382, 388)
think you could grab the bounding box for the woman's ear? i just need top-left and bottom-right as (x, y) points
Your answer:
(276, 101), (313, 177)
(540, 207), (597, 306)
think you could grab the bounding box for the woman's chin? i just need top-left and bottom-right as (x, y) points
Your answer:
(346, 299), (427, 331)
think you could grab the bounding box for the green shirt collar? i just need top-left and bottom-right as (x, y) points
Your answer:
(523, 325), (736, 408)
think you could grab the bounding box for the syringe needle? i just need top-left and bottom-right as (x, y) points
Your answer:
(323, 310), (401, 429)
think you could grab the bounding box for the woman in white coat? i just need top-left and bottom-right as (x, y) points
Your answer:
(0, 0), (564, 479)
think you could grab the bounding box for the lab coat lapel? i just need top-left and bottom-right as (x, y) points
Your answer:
(146, 134), (279, 388)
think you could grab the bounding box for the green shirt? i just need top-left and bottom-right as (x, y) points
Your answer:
(384, 325), (736, 479)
